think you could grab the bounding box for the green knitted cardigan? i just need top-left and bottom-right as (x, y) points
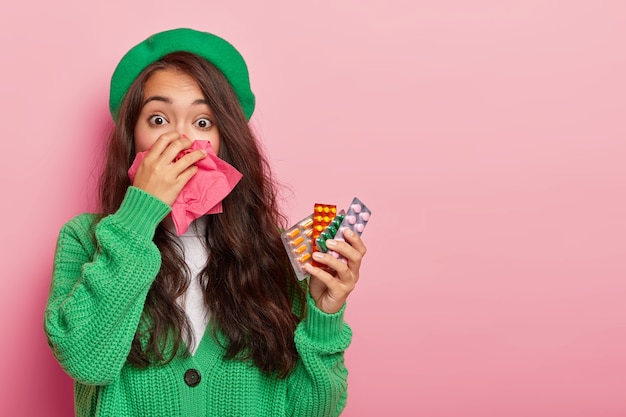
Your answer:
(44, 186), (352, 416)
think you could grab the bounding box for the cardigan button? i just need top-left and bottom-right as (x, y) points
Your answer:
(184, 369), (201, 387)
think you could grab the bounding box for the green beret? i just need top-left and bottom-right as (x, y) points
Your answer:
(109, 28), (255, 121)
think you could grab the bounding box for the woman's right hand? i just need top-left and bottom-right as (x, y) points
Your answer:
(131, 132), (207, 206)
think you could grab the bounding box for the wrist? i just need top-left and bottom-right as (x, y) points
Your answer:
(314, 297), (347, 315)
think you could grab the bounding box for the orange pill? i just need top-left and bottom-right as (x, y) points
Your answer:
(293, 244), (307, 254)
(285, 228), (300, 239)
(290, 236), (304, 246)
(299, 253), (312, 263)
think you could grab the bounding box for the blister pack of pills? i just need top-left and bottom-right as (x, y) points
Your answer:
(312, 204), (337, 239)
(330, 197), (371, 262)
(315, 211), (345, 253)
(281, 215), (314, 281)
(311, 203), (337, 268)
(282, 197), (371, 280)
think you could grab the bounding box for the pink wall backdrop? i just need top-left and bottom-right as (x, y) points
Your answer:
(1, 1), (624, 416)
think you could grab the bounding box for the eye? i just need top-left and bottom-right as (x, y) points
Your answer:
(148, 115), (168, 126)
(194, 118), (213, 129)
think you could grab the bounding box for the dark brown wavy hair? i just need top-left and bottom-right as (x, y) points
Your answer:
(98, 52), (306, 377)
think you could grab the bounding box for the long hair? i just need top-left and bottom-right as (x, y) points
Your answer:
(98, 52), (306, 377)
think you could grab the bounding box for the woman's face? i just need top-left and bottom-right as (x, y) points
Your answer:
(134, 67), (220, 154)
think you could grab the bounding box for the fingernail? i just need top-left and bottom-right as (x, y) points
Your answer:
(312, 252), (323, 260)
(344, 229), (354, 238)
(326, 239), (337, 247)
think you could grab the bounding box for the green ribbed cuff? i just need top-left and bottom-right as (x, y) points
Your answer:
(303, 294), (350, 345)
(111, 187), (171, 239)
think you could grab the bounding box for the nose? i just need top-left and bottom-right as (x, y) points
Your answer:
(175, 121), (190, 141)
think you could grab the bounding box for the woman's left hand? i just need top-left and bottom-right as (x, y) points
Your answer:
(304, 229), (367, 314)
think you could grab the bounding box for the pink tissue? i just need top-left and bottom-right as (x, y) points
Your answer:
(128, 140), (242, 235)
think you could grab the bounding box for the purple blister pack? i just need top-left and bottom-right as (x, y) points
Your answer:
(330, 197), (371, 263)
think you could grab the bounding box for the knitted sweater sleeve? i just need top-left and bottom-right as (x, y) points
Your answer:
(44, 187), (171, 385)
(287, 294), (353, 417)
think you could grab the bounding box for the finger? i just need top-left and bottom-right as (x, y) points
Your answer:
(175, 164), (199, 186)
(311, 251), (355, 284)
(341, 228), (367, 256)
(158, 135), (194, 164)
(171, 149), (207, 175)
(325, 238), (363, 271)
(305, 260), (356, 301)
(303, 262), (342, 291)
(143, 131), (183, 159)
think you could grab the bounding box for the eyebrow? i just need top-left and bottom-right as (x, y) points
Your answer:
(143, 96), (210, 106)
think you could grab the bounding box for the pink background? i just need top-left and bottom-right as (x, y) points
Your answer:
(1, 1), (625, 416)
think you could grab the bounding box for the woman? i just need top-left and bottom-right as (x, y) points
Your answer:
(45, 27), (366, 416)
